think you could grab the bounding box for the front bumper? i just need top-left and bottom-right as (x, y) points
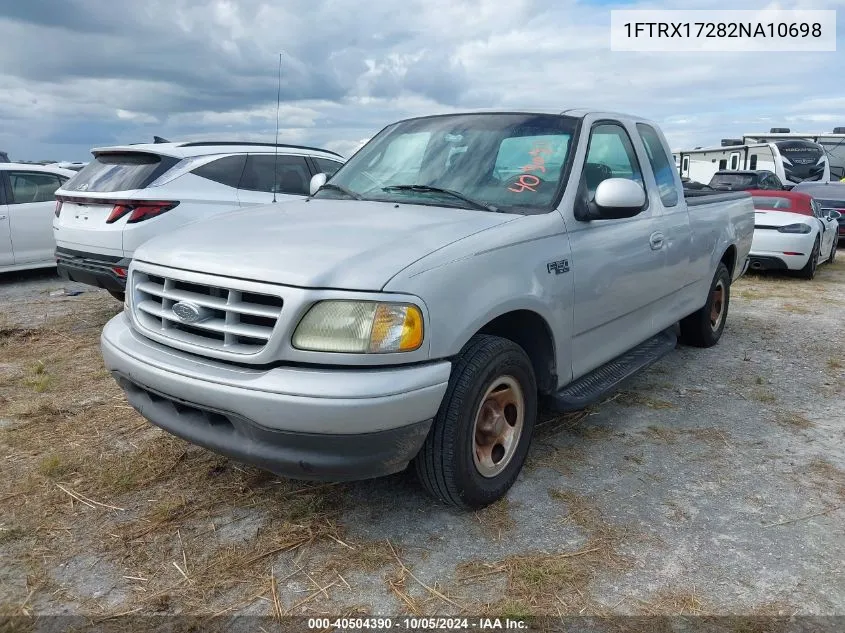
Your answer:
(100, 314), (451, 481)
(56, 247), (129, 292)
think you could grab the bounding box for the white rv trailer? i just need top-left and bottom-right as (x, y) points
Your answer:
(678, 139), (830, 186)
(743, 128), (845, 181)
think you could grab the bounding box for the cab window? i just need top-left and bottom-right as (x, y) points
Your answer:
(581, 123), (644, 200)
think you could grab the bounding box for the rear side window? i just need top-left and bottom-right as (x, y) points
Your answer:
(62, 152), (176, 193)
(313, 157), (344, 177)
(8, 171), (63, 204)
(749, 155), (758, 170)
(239, 155), (311, 195)
(636, 123), (678, 207)
(192, 155), (246, 188)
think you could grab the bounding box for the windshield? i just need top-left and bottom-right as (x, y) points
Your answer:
(314, 113), (579, 213)
(709, 173), (755, 190)
(816, 198), (845, 210)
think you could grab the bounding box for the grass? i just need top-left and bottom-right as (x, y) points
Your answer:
(775, 412), (815, 431)
(453, 490), (630, 615)
(473, 498), (515, 541)
(616, 391), (676, 410)
(828, 358), (844, 371)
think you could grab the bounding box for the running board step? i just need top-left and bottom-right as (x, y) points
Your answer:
(545, 328), (678, 412)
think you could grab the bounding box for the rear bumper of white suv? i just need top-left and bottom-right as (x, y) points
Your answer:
(100, 313), (451, 481)
(55, 247), (130, 293)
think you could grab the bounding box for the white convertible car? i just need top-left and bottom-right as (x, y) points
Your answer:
(747, 189), (840, 280)
(1, 163), (75, 273)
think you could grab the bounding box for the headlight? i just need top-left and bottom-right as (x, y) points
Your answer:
(292, 300), (424, 353)
(777, 223), (812, 234)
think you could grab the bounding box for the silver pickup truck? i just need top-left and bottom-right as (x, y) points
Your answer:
(101, 110), (754, 509)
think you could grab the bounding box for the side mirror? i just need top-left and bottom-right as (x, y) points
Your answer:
(309, 173), (327, 196)
(828, 210), (842, 221)
(579, 178), (646, 220)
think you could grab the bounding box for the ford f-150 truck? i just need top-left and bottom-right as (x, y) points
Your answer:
(101, 110), (754, 509)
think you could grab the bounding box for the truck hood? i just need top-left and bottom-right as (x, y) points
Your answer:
(754, 210), (818, 228)
(133, 198), (518, 290)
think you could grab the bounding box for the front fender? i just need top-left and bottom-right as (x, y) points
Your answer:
(385, 213), (575, 386)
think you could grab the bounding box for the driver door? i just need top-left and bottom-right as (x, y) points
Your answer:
(566, 121), (667, 378)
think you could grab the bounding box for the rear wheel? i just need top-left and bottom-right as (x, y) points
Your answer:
(414, 335), (537, 509)
(796, 238), (819, 280)
(679, 262), (730, 348)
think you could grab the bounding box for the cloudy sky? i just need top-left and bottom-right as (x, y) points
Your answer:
(0, 0), (843, 162)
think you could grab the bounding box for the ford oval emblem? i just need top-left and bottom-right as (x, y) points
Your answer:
(172, 301), (203, 323)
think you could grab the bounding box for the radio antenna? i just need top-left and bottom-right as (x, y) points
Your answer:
(272, 52), (282, 203)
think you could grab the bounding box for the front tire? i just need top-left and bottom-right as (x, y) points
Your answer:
(414, 335), (537, 509)
(108, 290), (126, 302)
(796, 238), (820, 280)
(828, 236), (837, 264)
(679, 262), (731, 348)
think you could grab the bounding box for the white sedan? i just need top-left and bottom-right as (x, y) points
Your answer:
(1, 163), (75, 273)
(748, 190), (840, 280)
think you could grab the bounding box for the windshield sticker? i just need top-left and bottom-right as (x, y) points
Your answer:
(522, 142), (553, 174)
(507, 141), (553, 192)
(508, 174), (540, 193)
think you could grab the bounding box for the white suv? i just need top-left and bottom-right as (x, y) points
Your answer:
(53, 141), (345, 299)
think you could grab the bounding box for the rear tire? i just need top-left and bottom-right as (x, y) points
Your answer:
(414, 335), (537, 510)
(108, 290), (125, 302)
(679, 262), (730, 348)
(796, 238), (819, 280)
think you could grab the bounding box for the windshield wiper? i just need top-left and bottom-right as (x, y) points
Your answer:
(381, 185), (499, 212)
(314, 183), (363, 200)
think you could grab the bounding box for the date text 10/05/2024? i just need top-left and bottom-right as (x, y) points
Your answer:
(306, 617), (528, 630)
(623, 21), (823, 38)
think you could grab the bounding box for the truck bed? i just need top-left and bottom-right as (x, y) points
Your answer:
(684, 190), (751, 206)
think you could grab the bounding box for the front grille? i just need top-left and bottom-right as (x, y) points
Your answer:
(132, 270), (283, 354)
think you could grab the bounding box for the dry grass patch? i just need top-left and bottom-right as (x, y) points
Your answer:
(775, 412), (815, 431)
(634, 589), (708, 615)
(473, 498), (515, 541)
(827, 357), (843, 371)
(779, 303), (811, 315)
(616, 391), (676, 410)
(805, 458), (845, 503)
(455, 490), (629, 615)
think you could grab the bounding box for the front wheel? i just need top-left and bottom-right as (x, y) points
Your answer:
(679, 262), (731, 348)
(828, 236), (837, 264)
(414, 335), (537, 509)
(108, 290), (125, 302)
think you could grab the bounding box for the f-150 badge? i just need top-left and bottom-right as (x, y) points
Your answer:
(547, 259), (570, 275)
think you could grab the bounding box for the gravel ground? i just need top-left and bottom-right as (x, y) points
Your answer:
(1, 261), (843, 621)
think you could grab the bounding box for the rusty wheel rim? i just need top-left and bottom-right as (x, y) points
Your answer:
(472, 375), (525, 478)
(710, 280), (725, 331)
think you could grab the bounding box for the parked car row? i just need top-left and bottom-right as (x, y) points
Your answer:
(10, 110), (837, 509)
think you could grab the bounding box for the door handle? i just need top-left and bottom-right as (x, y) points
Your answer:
(0, 215), (6, 220)
(649, 231), (665, 250)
